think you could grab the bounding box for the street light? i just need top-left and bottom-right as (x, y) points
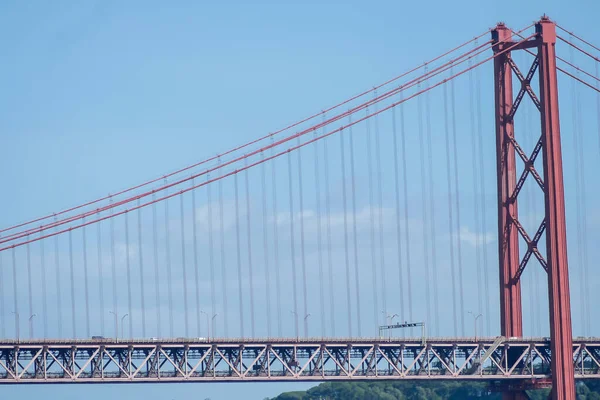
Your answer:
(121, 314), (129, 339)
(211, 313), (218, 339)
(200, 310), (209, 340)
(11, 311), (19, 342)
(381, 311), (399, 339)
(109, 311), (120, 341)
(29, 314), (37, 339)
(290, 310), (299, 341)
(304, 313), (311, 338)
(468, 311), (483, 340)
(381, 311), (399, 324)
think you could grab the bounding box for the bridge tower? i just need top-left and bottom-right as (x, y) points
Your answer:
(493, 17), (575, 400)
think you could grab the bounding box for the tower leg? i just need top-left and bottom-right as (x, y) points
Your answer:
(493, 23), (523, 340)
(493, 18), (575, 399)
(536, 17), (576, 400)
(493, 23), (526, 400)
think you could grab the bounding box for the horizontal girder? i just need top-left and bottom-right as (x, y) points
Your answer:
(0, 337), (598, 383)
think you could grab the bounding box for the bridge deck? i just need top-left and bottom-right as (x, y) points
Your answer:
(0, 337), (598, 383)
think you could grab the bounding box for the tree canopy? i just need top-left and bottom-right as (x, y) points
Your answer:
(271, 380), (600, 400)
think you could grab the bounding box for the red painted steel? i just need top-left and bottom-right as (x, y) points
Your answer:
(493, 17), (576, 400)
(537, 17), (576, 400)
(493, 23), (523, 340)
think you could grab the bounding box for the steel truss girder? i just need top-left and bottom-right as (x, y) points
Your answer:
(0, 338), (598, 383)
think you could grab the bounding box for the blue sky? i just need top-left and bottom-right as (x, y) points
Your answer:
(0, 0), (599, 399)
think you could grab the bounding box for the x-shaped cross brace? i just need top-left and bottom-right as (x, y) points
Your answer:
(504, 55), (549, 283)
(507, 55), (541, 119)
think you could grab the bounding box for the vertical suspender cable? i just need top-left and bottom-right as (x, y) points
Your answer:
(0, 244), (4, 338)
(164, 181), (174, 337)
(40, 233), (47, 337)
(366, 104), (379, 331)
(525, 97), (541, 336)
(469, 65), (484, 327)
(392, 107), (405, 322)
(12, 248), (18, 338)
(271, 143), (282, 337)
(218, 161), (229, 338)
(82, 218), (91, 338)
(235, 173), (245, 338)
(417, 82), (432, 329)
(244, 160), (256, 338)
(110, 197), (117, 334)
(97, 214), (104, 336)
(374, 90), (387, 326)
(313, 132), (327, 337)
(137, 199), (146, 338)
(181, 193), (189, 338)
(475, 60), (491, 335)
(348, 116), (360, 337)
(572, 72), (586, 336)
(443, 83), (458, 336)
(69, 230), (76, 337)
(399, 92), (414, 325)
(597, 63), (600, 158)
(261, 152), (272, 337)
(325, 138), (339, 335)
(152, 195), (161, 337)
(125, 212), (133, 338)
(192, 179), (201, 336)
(297, 140), (309, 338)
(341, 123), (353, 338)
(524, 100), (537, 335)
(288, 152), (299, 339)
(576, 71), (590, 337)
(208, 174), (217, 336)
(54, 220), (62, 337)
(570, 43), (585, 336)
(26, 237), (33, 338)
(572, 45), (590, 335)
(596, 62), (600, 332)
(324, 113), (335, 337)
(424, 69), (440, 336)
(450, 67), (465, 336)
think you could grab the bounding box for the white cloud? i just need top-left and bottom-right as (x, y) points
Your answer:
(270, 206), (397, 236)
(114, 242), (138, 264)
(456, 226), (495, 247)
(195, 200), (238, 232)
(271, 210), (315, 226)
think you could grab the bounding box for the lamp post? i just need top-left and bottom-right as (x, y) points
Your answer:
(120, 314), (129, 339)
(28, 314), (37, 339)
(200, 310), (209, 340)
(468, 311), (483, 340)
(381, 311), (399, 339)
(304, 313), (311, 338)
(290, 310), (299, 341)
(381, 311), (399, 324)
(211, 313), (218, 339)
(109, 311), (119, 341)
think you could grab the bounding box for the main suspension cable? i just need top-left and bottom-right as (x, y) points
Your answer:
(1, 33), (535, 252)
(1, 37), (499, 246)
(0, 30), (494, 238)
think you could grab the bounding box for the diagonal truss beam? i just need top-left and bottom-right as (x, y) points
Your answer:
(510, 215), (548, 278)
(0, 339), (596, 382)
(507, 55), (541, 119)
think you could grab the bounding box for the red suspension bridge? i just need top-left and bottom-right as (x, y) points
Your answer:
(1, 16), (600, 400)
